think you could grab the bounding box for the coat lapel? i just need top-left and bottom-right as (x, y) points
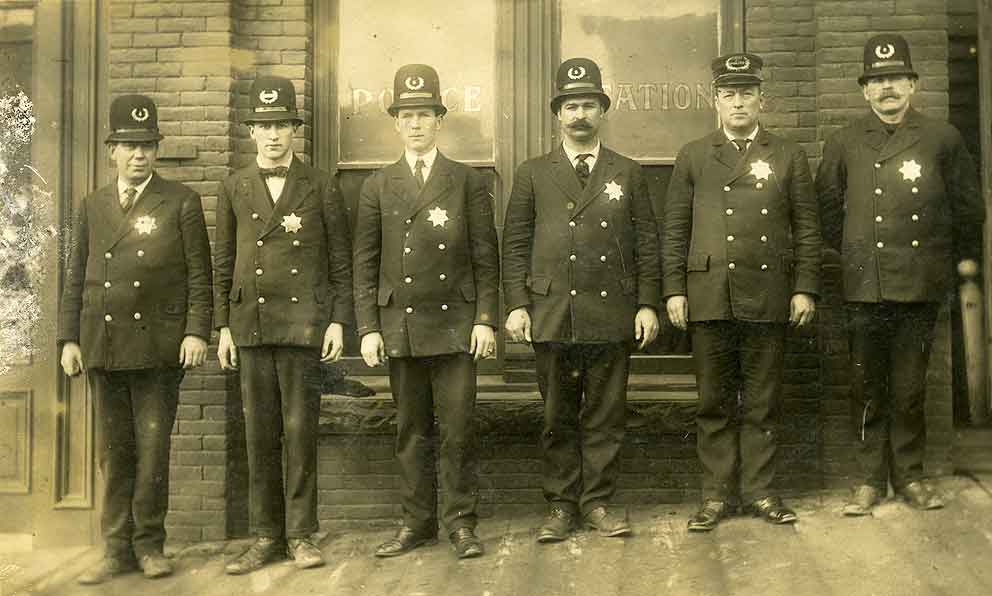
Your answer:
(708, 130), (742, 180)
(239, 164), (276, 226)
(404, 152), (453, 221)
(725, 128), (773, 185)
(860, 113), (889, 154)
(571, 146), (619, 217)
(386, 159), (418, 210)
(547, 145), (585, 202)
(877, 108), (922, 162)
(93, 184), (125, 252)
(107, 173), (170, 248)
(260, 157), (313, 238)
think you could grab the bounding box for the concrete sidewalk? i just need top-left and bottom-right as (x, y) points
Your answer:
(6, 475), (992, 596)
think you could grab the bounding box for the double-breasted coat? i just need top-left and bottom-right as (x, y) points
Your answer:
(502, 145), (661, 342)
(213, 158), (355, 345)
(353, 152), (499, 358)
(59, 173), (213, 370)
(663, 129), (822, 322)
(816, 108), (985, 303)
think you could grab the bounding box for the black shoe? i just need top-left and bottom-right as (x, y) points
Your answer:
(288, 537), (326, 569)
(374, 526), (437, 557)
(583, 506), (632, 537)
(76, 556), (138, 585)
(139, 553), (174, 579)
(688, 500), (734, 532)
(450, 527), (484, 559)
(898, 480), (944, 510)
(536, 506), (577, 543)
(842, 485), (882, 517)
(225, 537), (287, 575)
(746, 496), (798, 525)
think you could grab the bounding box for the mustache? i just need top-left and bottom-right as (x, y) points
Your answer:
(880, 92), (900, 100)
(569, 121), (593, 129)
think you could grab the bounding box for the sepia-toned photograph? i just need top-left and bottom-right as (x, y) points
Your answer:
(0, 1), (990, 594)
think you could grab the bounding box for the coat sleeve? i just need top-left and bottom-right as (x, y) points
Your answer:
(661, 146), (694, 299)
(501, 160), (536, 314)
(58, 197), (89, 344)
(944, 128), (985, 263)
(466, 168), (500, 328)
(787, 146), (822, 297)
(180, 189), (214, 339)
(629, 163), (661, 309)
(322, 172), (355, 327)
(352, 172), (383, 337)
(814, 132), (847, 253)
(212, 178), (236, 330)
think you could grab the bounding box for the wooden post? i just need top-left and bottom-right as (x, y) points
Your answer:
(980, 0), (992, 422)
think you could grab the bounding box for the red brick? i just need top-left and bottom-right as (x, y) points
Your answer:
(163, 526), (202, 542)
(133, 3), (183, 18)
(239, 21), (283, 36)
(182, 32), (232, 46)
(183, 4), (231, 17)
(111, 18), (157, 33)
(110, 48), (157, 63)
(177, 451), (226, 467)
(181, 92), (230, 107)
(158, 18), (206, 33)
(179, 420), (226, 435)
(184, 62), (231, 76)
(170, 465), (203, 481)
(133, 62), (183, 77)
(171, 436), (202, 451)
(176, 404), (202, 420)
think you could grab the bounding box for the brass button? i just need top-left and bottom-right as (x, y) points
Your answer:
(725, 208), (734, 216)
(911, 187), (919, 194)
(727, 235), (735, 242)
(600, 221), (608, 229)
(760, 235), (768, 243)
(292, 240), (300, 247)
(104, 281), (112, 288)
(133, 281), (141, 288)
(439, 273), (446, 281)
(404, 247), (412, 254)
(569, 254), (577, 262)
(251, 213), (260, 220)
(728, 262), (736, 270)
(291, 296), (299, 303)
(761, 264), (768, 271)
(256, 240), (264, 247)
(874, 188), (883, 196)
(876, 241), (884, 249)
(567, 201), (575, 210)
(104, 314), (113, 322)
(874, 162), (881, 169)
(912, 240), (920, 247)
(291, 268), (298, 275)
(104, 252), (113, 259)
(875, 216), (883, 223)
(568, 221), (576, 228)
(570, 289), (577, 296)
(405, 219), (412, 225)
(438, 243), (446, 250)
(600, 255), (607, 262)
(133, 312), (141, 320)
(136, 250), (145, 257)
(404, 276), (413, 284)
(760, 208), (768, 215)
(755, 182), (764, 190)
(258, 297), (265, 304)
(441, 304), (448, 311)
(255, 268), (263, 276)
(912, 214), (919, 222)
(600, 290), (608, 298)
(405, 306), (414, 314)
(723, 185), (731, 192)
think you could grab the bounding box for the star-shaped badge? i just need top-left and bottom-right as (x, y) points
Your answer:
(750, 159), (772, 181)
(134, 216), (158, 235)
(604, 180), (624, 202)
(427, 206), (449, 228)
(281, 212), (302, 233)
(899, 160), (922, 182)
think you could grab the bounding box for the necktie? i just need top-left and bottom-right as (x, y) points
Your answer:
(732, 138), (751, 153)
(121, 187), (137, 211)
(259, 166), (289, 178)
(575, 153), (592, 188)
(414, 159), (426, 189)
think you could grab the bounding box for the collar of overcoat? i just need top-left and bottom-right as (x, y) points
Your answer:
(709, 126), (775, 185)
(860, 107), (923, 162)
(385, 150), (455, 222)
(240, 156), (315, 239)
(548, 144), (625, 218)
(101, 172), (172, 250)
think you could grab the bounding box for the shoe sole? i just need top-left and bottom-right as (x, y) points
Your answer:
(374, 537), (438, 557)
(585, 524), (632, 538)
(292, 558), (326, 570)
(456, 547), (484, 559)
(536, 531), (571, 543)
(687, 523), (717, 532)
(900, 496), (945, 511)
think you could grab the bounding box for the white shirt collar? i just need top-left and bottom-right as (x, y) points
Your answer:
(723, 125), (760, 143)
(562, 141), (601, 165)
(118, 173), (154, 199)
(405, 145), (438, 173)
(256, 151), (294, 172)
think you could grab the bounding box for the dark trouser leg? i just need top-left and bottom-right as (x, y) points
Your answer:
(239, 347), (287, 538)
(847, 303), (894, 491)
(691, 322), (741, 502)
(737, 323), (786, 504)
(533, 342), (583, 511)
(429, 353), (479, 533)
(389, 356), (439, 534)
(577, 342), (631, 515)
(274, 347), (321, 538)
(89, 369), (137, 558)
(888, 303), (939, 488)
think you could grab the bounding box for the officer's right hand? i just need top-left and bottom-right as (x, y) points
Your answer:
(666, 295), (689, 331)
(217, 327), (239, 371)
(361, 332), (386, 368)
(505, 307), (532, 343)
(60, 342), (84, 377)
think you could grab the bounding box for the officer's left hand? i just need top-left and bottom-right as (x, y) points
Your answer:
(470, 324), (497, 361)
(179, 335), (208, 369)
(634, 306), (660, 350)
(321, 323), (345, 362)
(789, 293), (816, 327)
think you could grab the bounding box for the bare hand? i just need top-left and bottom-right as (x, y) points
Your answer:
(361, 332), (386, 367)
(666, 295), (689, 331)
(634, 306), (660, 350)
(789, 293), (816, 327)
(179, 335), (208, 369)
(320, 323), (345, 363)
(504, 307), (532, 343)
(469, 324), (497, 361)
(60, 342), (84, 377)
(217, 327), (238, 370)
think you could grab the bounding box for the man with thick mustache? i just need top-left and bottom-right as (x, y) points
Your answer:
(817, 34), (985, 515)
(503, 57), (661, 542)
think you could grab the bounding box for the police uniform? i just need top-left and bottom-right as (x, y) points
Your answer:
(213, 77), (354, 546)
(353, 64), (498, 550)
(816, 35), (985, 498)
(59, 95), (213, 565)
(502, 58), (661, 521)
(663, 55), (821, 514)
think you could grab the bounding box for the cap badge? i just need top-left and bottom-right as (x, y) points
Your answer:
(259, 89), (279, 104)
(405, 76), (425, 91)
(874, 44), (896, 60)
(281, 212), (303, 234)
(725, 55), (750, 72)
(427, 206), (449, 228)
(750, 159), (773, 181)
(604, 180), (624, 202)
(134, 215), (158, 236)
(130, 108), (150, 122)
(567, 66), (587, 80)
(899, 159), (922, 182)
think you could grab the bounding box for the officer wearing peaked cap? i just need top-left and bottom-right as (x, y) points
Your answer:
(60, 94), (213, 584)
(663, 53), (821, 531)
(214, 75), (354, 574)
(503, 57), (661, 542)
(354, 63), (498, 559)
(816, 34), (985, 516)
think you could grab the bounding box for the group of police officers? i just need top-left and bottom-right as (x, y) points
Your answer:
(58, 32), (984, 584)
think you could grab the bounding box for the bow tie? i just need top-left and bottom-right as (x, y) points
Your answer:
(259, 166), (289, 179)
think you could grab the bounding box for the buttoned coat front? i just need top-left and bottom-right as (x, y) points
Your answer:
(59, 173), (213, 370)
(213, 158), (354, 348)
(502, 145), (661, 343)
(816, 108), (985, 303)
(353, 153), (499, 358)
(662, 128), (822, 323)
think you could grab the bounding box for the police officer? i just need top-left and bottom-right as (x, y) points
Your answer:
(663, 54), (821, 531)
(214, 76), (354, 573)
(59, 94), (213, 584)
(354, 64), (498, 559)
(816, 34), (985, 515)
(503, 58), (661, 542)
